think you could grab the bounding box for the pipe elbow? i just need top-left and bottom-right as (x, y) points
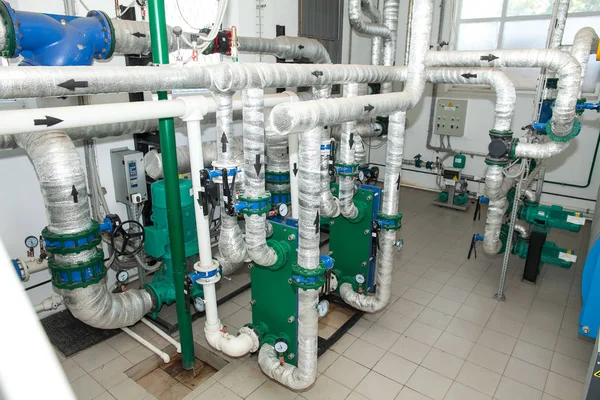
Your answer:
(258, 344), (316, 390)
(205, 326), (259, 357)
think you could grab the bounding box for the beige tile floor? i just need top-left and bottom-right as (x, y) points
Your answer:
(60, 188), (594, 400)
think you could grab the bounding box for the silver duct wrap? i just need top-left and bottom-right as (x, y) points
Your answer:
(339, 83), (360, 220)
(214, 92), (236, 166)
(362, 0), (382, 21)
(16, 130), (152, 328)
(426, 68), (515, 132)
(425, 49), (581, 137)
(0, 65), (214, 99)
(259, 125), (321, 389)
(483, 165), (506, 255)
(242, 88), (278, 267)
(372, 36), (384, 66)
(266, 111), (291, 196)
(0, 20), (6, 51)
(213, 62), (407, 92)
(524, 189), (537, 203)
(331, 122), (384, 139)
(513, 139), (569, 159)
(514, 222), (529, 239)
(217, 213), (248, 275)
(144, 137), (245, 180)
(354, 134), (367, 165)
(570, 27), (599, 97)
(238, 36), (331, 64)
(348, 0), (391, 38)
(320, 126), (340, 218)
(112, 19), (198, 55)
(381, 0), (400, 93)
(549, 0), (570, 49)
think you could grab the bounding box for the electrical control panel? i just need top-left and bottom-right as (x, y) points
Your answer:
(110, 148), (148, 205)
(434, 99), (468, 137)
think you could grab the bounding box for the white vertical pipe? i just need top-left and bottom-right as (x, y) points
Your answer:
(289, 133), (300, 219)
(121, 327), (171, 363)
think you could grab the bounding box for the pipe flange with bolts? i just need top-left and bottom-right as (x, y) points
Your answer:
(193, 259), (221, 285)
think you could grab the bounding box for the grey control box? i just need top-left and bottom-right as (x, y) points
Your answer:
(110, 148), (147, 205)
(434, 99), (468, 137)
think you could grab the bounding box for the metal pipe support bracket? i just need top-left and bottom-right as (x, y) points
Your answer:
(42, 220), (101, 255)
(376, 211), (402, 230)
(48, 248), (106, 289)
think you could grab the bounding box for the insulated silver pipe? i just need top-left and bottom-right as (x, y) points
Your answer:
(242, 88), (278, 267)
(319, 126), (340, 218)
(349, 0), (392, 38)
(238, 36), (332, 64)
(338, 83), (360, 220)
(513, 139), (569, 159)
(549, 0), (570, 50)
(425, 49), (582, 138)
(15, 131), (152, 329)
(482, 164), (508, 255)
(381, 0), (400, 93)
(570, 27), (599, 97)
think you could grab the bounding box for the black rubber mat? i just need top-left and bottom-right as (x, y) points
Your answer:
(41, 309), (120, 357)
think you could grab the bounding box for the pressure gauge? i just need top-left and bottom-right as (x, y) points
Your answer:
(277, 203), (289, 218)
(116, 270), (129, 283)
(355, 274), (365, 284)
(317, 299), (330, 318)
(358, 170), (365, 182)
(274, 339), (289, 353)
(24, 236), (39, 248)
(194, 297), (206, 312)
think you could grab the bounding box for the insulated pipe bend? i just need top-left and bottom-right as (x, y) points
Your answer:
(570, 27), (599, 97)
(238, 36), (331, 64)
(16, 130), (152, 328)
(338, 83), (360, 220)
(349, 0), (391, 38)
(482, 164), (507, 255)
(513, 140), (569, 159)
(425, 49), (581, 138)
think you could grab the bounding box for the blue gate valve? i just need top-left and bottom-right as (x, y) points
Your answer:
(319, 255), (335, 271)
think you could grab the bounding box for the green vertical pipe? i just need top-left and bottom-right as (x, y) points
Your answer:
(147, 0), (195, 370)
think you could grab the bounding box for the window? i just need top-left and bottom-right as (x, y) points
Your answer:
(454, 0), (600, 93)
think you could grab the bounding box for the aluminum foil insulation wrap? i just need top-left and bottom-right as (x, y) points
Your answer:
(0, 65), (214, 99)
(354, 134), (367, 165)
(144, 137), (244, 180)
(258, 126), (321, 390)
(266, 112), (290, 195)
(214, 92), (236, 166)
(513, 140), (569, 159)
(348, 0), (391, 39)
(340, 112), (406, 312)
(381, 0), (400, 93)
(331, 122), (384, 139)
(217, 212), (248, 276)
(16, 131), (152, 328)
(426, 68), (516, 132)
(514, 222), (530, 239)
(238, 36), (331, 64)
(425, 49), (581, 138)
(483, 165), (507, 255)
(111, 19), (196, 54)
(570, 27), (599, 97)
(549, 0), (570, 49)
(320, 126), (340, 218)
(339, 83), (360, 220)
(213, 62), (407, 92)
(242, 88), (278, 267)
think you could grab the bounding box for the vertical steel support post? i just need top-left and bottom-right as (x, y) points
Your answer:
(147, 0), (195, 369)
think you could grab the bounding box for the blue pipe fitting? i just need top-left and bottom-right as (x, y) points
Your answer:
(474, 234), (484, 242)
(206, 167), (239, 181)
(320, 143), (331, 152)
(188, 267), (221, 281)
(532, 122), (547, 132)
(319, 255), (335, 271)
(376, 212), (402, 231)
(479, 196), (489, 204)
(270, 191), (291, 205)
(11, 259), (22, 280)
(98, 217), (113, 233)
(576, 101), (600, 113)
(335, 162), (360, 177)
(0, 1), (114, 65)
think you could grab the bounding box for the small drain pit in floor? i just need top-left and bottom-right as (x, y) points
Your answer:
(135, 355), (217, 399)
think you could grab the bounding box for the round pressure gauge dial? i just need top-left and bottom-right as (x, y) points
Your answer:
(24, 236), (39, 248)
(355, 274), (365, 284)
(116, 270), (129, 283)
(358, 170), (365, 182)
(194, 297), (206, 312)
(274, 339), (289, 353)
(317, 299), (330, 318)
(277, 203), (289, 218)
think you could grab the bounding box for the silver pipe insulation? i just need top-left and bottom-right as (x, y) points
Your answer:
(338, 83), (360, 220)
(381, 0), (400, 93)
(242, 88), (278, 267)
(483, 165), (508, 255)
(348, 0), (392, 39)
(258, 126), (321, 390)
(549, 0), (570, 50)
(339, 0), (433, 312)
(514, 222), (529, 239)
(361, 0), (382, 22)
(513, 139), (570, 159)
(425, 49), (581, 138)
(15, 131), (152, 329)
(570, 27), (599, 97)
(238, 36), (331, 64)
(320, 126), (341, 218)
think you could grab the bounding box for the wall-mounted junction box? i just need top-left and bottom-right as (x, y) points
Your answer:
(110, 148), (147, 205)
(434, 99), (468, 137)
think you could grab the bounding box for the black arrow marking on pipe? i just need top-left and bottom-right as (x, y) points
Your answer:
(132, 32), (147, 38)
(58, 79), (89, 91)
(298, 45), (305, 50)
(254, 154), (262, 175)
(293, 163), (298, 176)
(71, 185), (79, 203)
(221, 132), (228, 153)
(374, 127), (381, 132)
(461, 73), (478, 79)
(480, 54), (499, 62)
(364, 104), (375, 112)
(311, 70), (323, 78)
(34, 116), (63, 127)
(349, 132), (354, 149)
(396, 173), (401, 190)
(314, 211), (320, 233)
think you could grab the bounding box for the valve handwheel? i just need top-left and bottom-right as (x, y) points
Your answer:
(110, 220), (145, 256)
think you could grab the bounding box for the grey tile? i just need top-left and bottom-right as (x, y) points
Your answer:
(324, 356), (370, 389)
(495, 376), (542, 400)
(354, 371), (403, 400)
(71, 374), (106, 400)
(455, 361), (501, 396)
(405, 367), (452, 400)
(504, 357), (549, 391)
(343, 338), (386, 368)
(73, 342), (120, 373)
(544, 371), (584, 400)
(373, 352), (418, 385)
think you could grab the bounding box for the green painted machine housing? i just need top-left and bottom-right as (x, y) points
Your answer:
(519, 202), (582, 233)
(437, 191), (468, 206)
(329, 185), (376, 291)
(144, 179), (203, 312)
(512, 238), (574, 269)
(251, 221), (298, 365)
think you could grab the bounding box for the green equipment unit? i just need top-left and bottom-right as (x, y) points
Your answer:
(519, 202), (584, 232)
(512, 238), (575, 269)
(453, 153), (466, 169)
(144, 179), (203, 313)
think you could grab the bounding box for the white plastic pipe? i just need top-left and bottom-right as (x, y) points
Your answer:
(141, 318), (181, 354)
(121, 327), (170, 364)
